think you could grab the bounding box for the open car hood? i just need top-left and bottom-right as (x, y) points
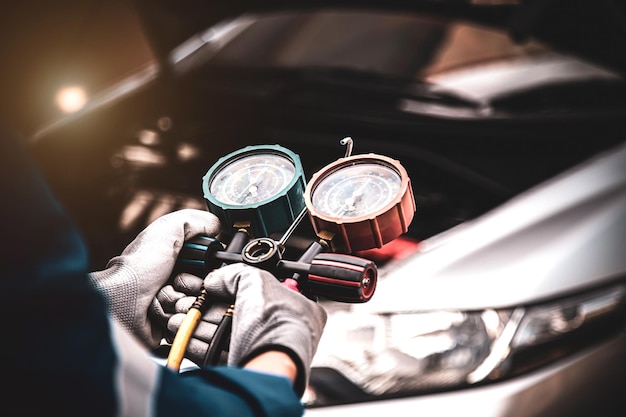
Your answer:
(131, 0), (626, 76)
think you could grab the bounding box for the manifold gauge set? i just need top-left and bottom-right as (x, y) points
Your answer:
(166, 137), (416, 370)
(202, 138), (415, 254)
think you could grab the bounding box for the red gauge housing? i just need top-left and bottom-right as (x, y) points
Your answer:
(304, 154), (416, 253)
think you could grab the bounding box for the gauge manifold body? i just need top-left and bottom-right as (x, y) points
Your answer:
(203, 144), (306, 237)
(304, 153), (415, 253)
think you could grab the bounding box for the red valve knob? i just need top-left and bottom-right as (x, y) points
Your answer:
(307, 253), (377, 303)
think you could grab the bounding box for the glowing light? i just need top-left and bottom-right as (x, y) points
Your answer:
(55, 86), (87, 113)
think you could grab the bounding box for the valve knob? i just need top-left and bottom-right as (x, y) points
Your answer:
(175, 235), (224, 277)
(307, 253), (377, 303)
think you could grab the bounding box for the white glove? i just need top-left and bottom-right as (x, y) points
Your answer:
(165, 263), (327, 396)
(154, 273), (232, 363)
(89, 209), (220, 349)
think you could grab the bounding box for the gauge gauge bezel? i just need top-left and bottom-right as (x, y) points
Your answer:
(304, 153), (415, 253)
(202, 144), (306, 237)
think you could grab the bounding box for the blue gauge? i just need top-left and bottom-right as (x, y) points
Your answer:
(202, 144), (306, 237)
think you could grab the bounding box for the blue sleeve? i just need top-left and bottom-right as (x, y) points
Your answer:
(1, 125), (118, 416)
(157, 367), (304, 417)
(0, 125), (304, 417)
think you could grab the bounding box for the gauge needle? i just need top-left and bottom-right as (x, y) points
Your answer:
(336, 179), (370, 216)
(236, 172), (264, 203)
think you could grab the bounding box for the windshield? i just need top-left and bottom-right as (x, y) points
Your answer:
(203, 11), (546, 78)
(171, 10), (623, 112)
(19, 6), (626, 139)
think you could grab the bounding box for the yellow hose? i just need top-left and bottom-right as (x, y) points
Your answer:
(166, 229), (249, 370)
(166, 288), (207, 371)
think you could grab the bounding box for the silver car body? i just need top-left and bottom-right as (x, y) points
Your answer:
(306, 141), (626, 416)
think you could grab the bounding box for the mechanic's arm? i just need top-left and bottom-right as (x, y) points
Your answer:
(89, 207), (325, 396)
(1, 121), (310, 415)
(159, 262), (327, 397)
(245, 351), (298, 382)
(92, 209), (327, 408)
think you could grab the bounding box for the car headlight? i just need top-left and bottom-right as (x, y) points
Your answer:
(305, 282), (626, 407)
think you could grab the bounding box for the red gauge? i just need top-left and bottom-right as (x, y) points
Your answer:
(304, 153), (416, 253)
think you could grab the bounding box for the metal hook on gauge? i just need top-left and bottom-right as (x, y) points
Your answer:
(260, 137), (352, 249)
(341, 137), (353, 157)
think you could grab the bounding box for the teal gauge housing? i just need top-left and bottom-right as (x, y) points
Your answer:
(202, 144), (307, 237)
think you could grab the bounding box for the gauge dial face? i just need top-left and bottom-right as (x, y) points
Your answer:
(311, 163), (402, 219)
(209, 153), (296, 206)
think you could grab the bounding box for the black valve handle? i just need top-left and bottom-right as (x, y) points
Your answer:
(307, 253), (377, 303)
(175, 231), (250, 275)
(169, 232), (377, 368)
(174, 235), (224, 277)
(167, 231), (250, 370)
(175, 234), (377, 303)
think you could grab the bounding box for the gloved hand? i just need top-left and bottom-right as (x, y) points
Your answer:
(164, 263), (327, 396)
(88, 209), (220, 349)
(153, 273), (232, 363)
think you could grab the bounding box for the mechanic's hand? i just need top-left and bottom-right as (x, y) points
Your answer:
(167, 263), (327, 396)
(88, 209), (220, 349)
(153, 272), (232, 363)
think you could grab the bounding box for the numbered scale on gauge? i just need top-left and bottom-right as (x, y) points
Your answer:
(203, 144), (307, 237)
(305, 153), (416, 253)
(312, 163), (402, 218)
(208, 153), (296, 206)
